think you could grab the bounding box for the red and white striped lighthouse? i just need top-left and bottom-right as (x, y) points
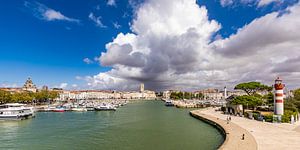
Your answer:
(274, 77), (285, 115)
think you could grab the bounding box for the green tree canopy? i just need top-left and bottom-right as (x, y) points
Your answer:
(10, 92), (34, 103)
(0, 90), (12, 104)
(234, 82), (271, 95)
(184, 92), (192, 99)
(293, 89), (300, 100)
(230, 95), (263, 109)
(0, 90), (59, 104)
(194, 93), (204, 99)
(284, 89), (300, 112)
(263, 92), (274, 105)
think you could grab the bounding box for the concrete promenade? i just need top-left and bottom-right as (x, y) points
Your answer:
(190, 109), (257, 150)
(192, 108), (300, 150)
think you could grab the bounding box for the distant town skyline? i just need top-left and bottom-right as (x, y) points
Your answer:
(0, 0), (299, 91)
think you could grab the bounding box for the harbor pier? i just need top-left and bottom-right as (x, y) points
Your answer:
(190, 109), (257, 150)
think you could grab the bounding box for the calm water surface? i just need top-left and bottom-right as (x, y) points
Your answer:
(0, 101), (224, 150)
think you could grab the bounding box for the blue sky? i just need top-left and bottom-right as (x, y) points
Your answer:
(0, 0), (133, 88)
(0, 0), (299, 90)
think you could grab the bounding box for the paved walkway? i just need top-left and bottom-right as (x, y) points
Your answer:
(197, 108), (300, 150)
(190, 110), (257, 150)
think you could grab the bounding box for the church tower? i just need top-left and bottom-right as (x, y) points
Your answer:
(140, 83), (144, 93)
(22, 77), (37, 93)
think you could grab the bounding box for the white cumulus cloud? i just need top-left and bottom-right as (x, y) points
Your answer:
(80, 0), (300, 91)
(212, 2), (300, 88)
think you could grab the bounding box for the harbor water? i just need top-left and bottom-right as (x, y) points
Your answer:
(0, 101), (224, 150)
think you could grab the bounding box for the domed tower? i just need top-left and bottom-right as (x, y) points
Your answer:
(22, 77), (37, 93)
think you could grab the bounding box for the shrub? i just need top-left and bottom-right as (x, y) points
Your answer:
(282, 110), (298, 123)
(244, 112), (249, 118)
(263, 114), (273, 122)
(253, 113), (259, 120)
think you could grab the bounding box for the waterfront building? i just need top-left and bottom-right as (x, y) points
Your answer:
(163, 87), (269, 101)
(22, 78), (37, 93)
(0, 88), (23, 94)
(143, 90), (156, 99)
(163, 90), (171, 99)
(197, 89), (224, 100)
(58, 89), (156, 101)
(0, 78), (39, 93)
(224, 95), (244, 115)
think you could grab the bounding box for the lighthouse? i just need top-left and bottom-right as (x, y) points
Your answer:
(274, 77), (285, 115)
(224, 86), (227, 99)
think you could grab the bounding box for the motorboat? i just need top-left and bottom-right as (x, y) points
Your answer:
(71, 107), (87, 112)
(85, 106), (95, 111)
(94, 104), (116, 111)
(44, 106), (56, 112)
(165, 100), (174, 107)
(0, 103), (35, 120)
(52, 106), (66, 112)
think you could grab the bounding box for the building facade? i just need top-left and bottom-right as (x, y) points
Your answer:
(59, 90), (156, 101)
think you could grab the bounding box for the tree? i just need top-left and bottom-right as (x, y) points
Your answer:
(284, 98), (298, 112)
(0, 90), (12, 104)
(234, 82), (271, 96)
(184, 92), (192, 99)
(0, 90), (59, 104)
(49, 91), (59, 101)
(178, 92), (183, 99)
(10, 92), (34, 103)
(293, 89), (300, 100)
(170, 92), (179, 99)
(20, 92), (33, 103)
(33, 90), (58, 104)
(263, 92), (274, 105)
(284, 89), (300, 112)
(230, 95), (263, 110)
(195, 93), (204, 99)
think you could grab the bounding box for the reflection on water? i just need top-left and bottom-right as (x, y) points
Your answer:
(0, 119), (32, 149)
(0, 101), (223, 150)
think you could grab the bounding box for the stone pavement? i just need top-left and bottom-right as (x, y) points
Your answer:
(190, 110), (257, 150)
(197, 108), (300, 150)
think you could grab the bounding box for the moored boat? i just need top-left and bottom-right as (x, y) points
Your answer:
(71, 107), (87, 112)
(0, 103), (35, 120)
(94, 104), (116, 111)
(52, 106), (66, 112)
(165, 100), (174, 107)
(86, 106), (95, 111)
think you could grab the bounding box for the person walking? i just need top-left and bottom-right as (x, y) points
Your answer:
(226, 116), (229, 124)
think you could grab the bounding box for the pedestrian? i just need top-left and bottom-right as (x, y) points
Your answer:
(242, 134), (245, 140)
(229, 116), (231, 121)
(226, 116), (229, 124)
